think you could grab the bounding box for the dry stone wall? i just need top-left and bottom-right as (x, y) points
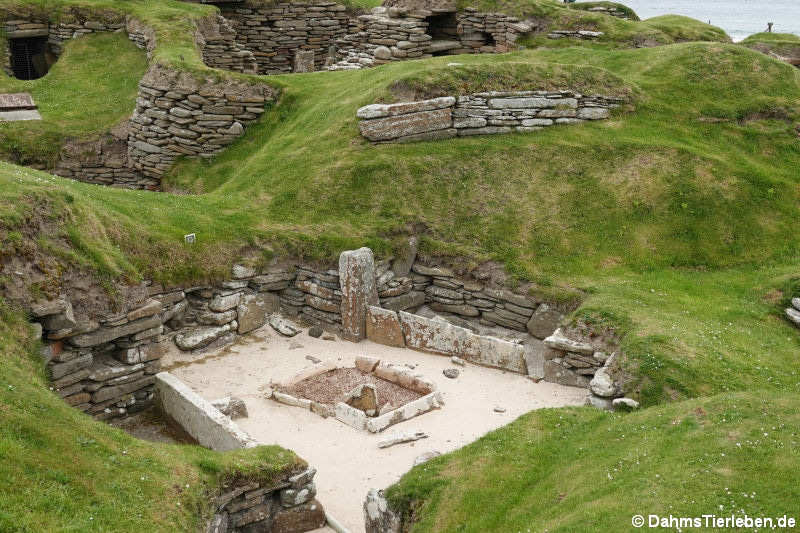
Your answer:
(28, 246), (600, 422)
(330, 6), (529, 70)
(357, 91), (625, 142)
(128, 65), (276, 180)
(219, 1), (352, 74)
(196, 14), (258, 74)
(209, 468), (326, 533)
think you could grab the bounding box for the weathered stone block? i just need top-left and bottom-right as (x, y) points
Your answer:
(50, 354), (92, 380)
(209, 292), (241, 312)
(489, 97), (577, 109)
(91, 375), (155, 403)
(271, 500), (326, 533)
(381, 290), (425, 311)
(238, 293), (278, 334)
(175, 323), (234, 351)
(68, 315), (162, 348)
(543, 360), (590, 388)
(398, 311), (479, 357)
(357, 97), (455, 119)
(577, 107), (610, 120)
(366, 306), (405, 347)
(526, 303), (562, 339)
(339, 248), (379, 342)
(335, 401), (367, 430)
(543, 328), (594, 355)
(359, 108), (452, 141)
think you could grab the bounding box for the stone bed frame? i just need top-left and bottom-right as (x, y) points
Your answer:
(356, 91), (626, 143)
(268, 356), (444, 433)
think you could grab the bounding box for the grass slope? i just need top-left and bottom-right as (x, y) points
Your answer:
(0, 32), (147, 167)
(0, 300), (302, 532)
(386, 391), (800, 532)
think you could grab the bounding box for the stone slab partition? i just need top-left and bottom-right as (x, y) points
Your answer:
(339, 247), (379, 341)
(357, 91), (626, 142)
(155, 372), (257, 451)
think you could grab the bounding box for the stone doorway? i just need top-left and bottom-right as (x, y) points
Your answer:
(425, 12), (461, 56)
(9, 36), (51, 80)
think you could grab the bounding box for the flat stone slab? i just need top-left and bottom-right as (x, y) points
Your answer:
(0, 93), (36, 110)
(359, 108), (453, 142)
(0, 110), (42, 122)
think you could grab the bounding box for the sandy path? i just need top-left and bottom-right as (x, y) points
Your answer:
(164, 326), (586, 532)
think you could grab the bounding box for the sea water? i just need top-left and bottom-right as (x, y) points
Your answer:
(615, 0), (800, 41)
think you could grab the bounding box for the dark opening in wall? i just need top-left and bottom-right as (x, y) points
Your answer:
(425, 12), (459, 40)
(9, 36), (51, 80)
(425, 12), (461, 56)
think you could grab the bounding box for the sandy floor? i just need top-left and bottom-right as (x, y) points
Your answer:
(164, 325), (586, 532)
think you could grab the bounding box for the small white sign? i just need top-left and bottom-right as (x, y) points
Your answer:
(184, 233), (196, 244)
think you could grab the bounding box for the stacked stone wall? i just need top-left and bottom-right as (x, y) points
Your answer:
(127, 65), (276, 180)
(330, 6), (529, 70)
(54, 126), (161, 189)
(357, 91), (625, 142)
(220, 1), (352, 74)
(197, 14), (258, 74)
(209, 468), (326, 532)
(28, 243), (616, 424)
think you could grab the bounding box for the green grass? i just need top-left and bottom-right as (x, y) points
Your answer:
(386, 61), (633, 100)
(0, 298), (303, 532)
(386, 390), (800, 532)
(0, 32), (147, 167)
(1, 42), (798, 402)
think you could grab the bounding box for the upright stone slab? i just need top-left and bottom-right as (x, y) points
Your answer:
(366, 306), (406, 347)
(339, 248), (379, 342)
(293, 50), (315, 73)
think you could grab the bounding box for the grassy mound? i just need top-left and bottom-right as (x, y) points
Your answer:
(0, 299), (302, 531)
(387, 61), (633, 100)
(453, 0), (728, 48)
(386, 391), (800, 532)
(0, 32), (146, 167)
(742, 32), (800, 45)
(569, 1), (640, 21)
(742, 33), (800, 62)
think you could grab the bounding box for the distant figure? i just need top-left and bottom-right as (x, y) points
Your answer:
(767, 22), (774, 33)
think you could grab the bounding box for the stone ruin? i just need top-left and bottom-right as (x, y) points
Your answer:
(28, 244), (629, 426)
(356, 91), (626, 143)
